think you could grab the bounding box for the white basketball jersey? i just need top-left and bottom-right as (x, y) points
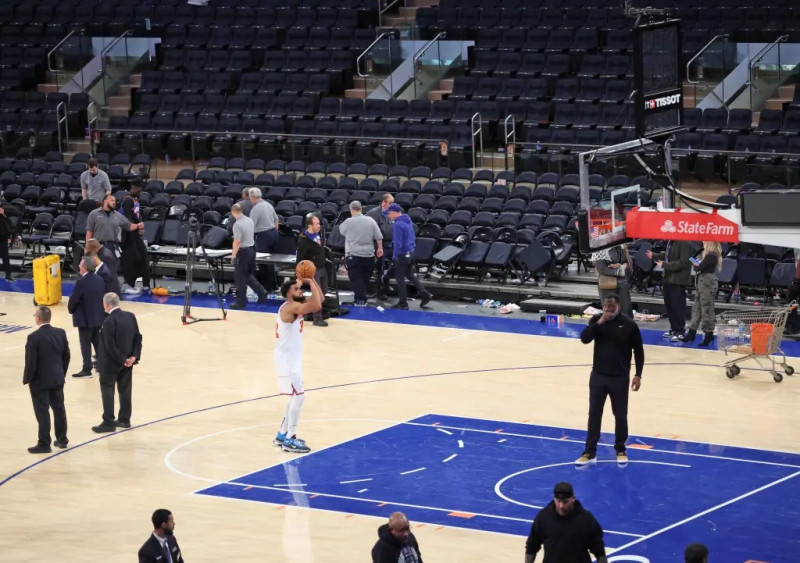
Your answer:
(275, 304), (304, 359)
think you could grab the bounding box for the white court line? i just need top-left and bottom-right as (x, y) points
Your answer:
(400, 467), (426, 475)
(494, 460), (690, 535)
(273, 483), (307, 487)
(441, 330), (476, 342)
(404, 421), (800, 469)
(442, 454), (458, 463)
(609, 470), (800, 553)
(340, 478), (373, 484)
(357, 488), (368, 493)
(436, 428), (453, 435)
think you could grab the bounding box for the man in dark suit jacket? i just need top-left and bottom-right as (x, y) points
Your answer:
(23, 306), (70, 453)
(86, 238), (121, 295)
(87, 251), (114, 293)
(92, 292), (143, 433)
(68, 256), (107, 377)
(138, 508), (186, 563)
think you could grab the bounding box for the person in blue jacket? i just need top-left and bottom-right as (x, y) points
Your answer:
(386, 204), (432, 310)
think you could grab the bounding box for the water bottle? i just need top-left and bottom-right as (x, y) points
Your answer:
(656, 196), (664, 211)
(208, 281), (215, 293)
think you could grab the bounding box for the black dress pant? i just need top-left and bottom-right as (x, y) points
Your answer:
(395, 254), (426, 306)
(0, 234), (11, 278)
(255, 229), (278, 291)
(663, 282), (687, 333)
(345, 255), (374, 303)
(78, 326), (100, 372)
(100, 367), (133, 424)
(312, 267), (328, 321)
(234, 246), (266, 306)
(584, 371), (629, 456)
(30, 385), (67, 446)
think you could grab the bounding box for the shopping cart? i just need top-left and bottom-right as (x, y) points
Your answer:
(715, 307), (795, 382)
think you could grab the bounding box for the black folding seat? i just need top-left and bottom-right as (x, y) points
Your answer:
(282, 75), (310, 97)
(552, 79), (580, 103)
(428, 100), (454, 126)
(474, 27), (502, 52)
(449, 77), (477, 101)
(578, 54), (604, 78)
(472, 77), (501, 102)
(698, 108), (728, 134)
(184, 26), (211, 50)
(602, 55), (631, 78)
(546, 29), (574, 54)
(781, 110), (800, 136)
(337, 98), (364, 122)
(360, 99), (389, 123)
(576, 78), (604, 103)
(601, 80), (632, 104)
(572, 28), (599, 53)
(604, 29), (632, 53)
(495, 78), (525, 103)
(694, 133), (730, 181)
(755, 110), (783, 135)
(728, 135), (761, 182)
(724, 109), (753, 134)
(498, 28), (527, 52)
(522, 29), (550, 53)
(541, 54), (570, 78)
(471, 52), (500, 77)
(283, 27), (309, 51)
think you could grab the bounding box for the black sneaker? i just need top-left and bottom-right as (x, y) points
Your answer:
(53, 439), (69, 449)
(28, 444), (52, 454)
(313, 319), (328, 327)
(391, 302), (409, 310)
(91, 423), (117, 433)
(420, 292), (432, 308)
(114, 420), (131, 429)
(72, 371), (93, 378)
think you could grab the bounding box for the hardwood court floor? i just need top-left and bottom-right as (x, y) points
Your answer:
(1, 289), (798, 562)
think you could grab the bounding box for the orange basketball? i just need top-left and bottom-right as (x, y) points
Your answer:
(296, 260), (316, 279)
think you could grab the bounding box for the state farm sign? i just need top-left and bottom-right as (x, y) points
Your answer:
(626, 209), (739, 242)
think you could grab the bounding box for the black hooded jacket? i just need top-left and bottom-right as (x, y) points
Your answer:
(371, 523), (423, 563)
(525, 500), (606, 563)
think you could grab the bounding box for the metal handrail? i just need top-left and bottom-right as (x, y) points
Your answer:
(747, 35), (789, 85)
(413, 32), (446, 69)
(87, 101), (98, 152)
(685, 34), (728, 85)
(99, 30), (132, 71)
(470, 112), (483, 169)
(503, 115), (516, 169)
(356, 32), (394, 78)
(378, 0), (405, 28)
(47, 29), (77, 72)
(55, 102), (69, 153)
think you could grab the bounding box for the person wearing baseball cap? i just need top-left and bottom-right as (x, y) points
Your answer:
(386, 204), (432, 310)
(525, 481), (607, 563)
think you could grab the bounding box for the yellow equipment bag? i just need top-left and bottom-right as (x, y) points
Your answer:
(33, 254), (62, 306)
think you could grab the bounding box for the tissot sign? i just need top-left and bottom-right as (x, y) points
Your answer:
(644, 92), (682, 111)
(626, 208), (739, 242)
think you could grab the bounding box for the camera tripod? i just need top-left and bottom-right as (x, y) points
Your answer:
(181, 223), (227, 325)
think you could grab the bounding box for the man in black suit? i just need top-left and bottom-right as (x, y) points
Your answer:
(87, 251), (114, 293)
(23, 306), (70, 453)
(68, 256), (107, 378)
(92, 292), (143, 433)
(86, 238), (121, 295)
(138, 509), (186, 563)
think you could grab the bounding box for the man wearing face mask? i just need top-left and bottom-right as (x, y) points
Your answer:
(576, 294), (644, 466)
(80, 158), (112, 204)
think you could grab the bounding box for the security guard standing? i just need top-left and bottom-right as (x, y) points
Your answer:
(230, 203), (268, 310)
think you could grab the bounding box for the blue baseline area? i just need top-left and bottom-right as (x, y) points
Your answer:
(197, 414), (800, 562)
(2, 278), (799, 358)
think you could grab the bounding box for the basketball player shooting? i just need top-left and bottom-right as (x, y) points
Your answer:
(273, 274), (323, 453)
